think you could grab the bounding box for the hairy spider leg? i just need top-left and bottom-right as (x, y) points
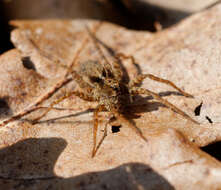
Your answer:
(92, 104), (105, 157)
(116, 53), (136, 64)
(0, 23), (105, 128)
(0, 30), (91, 127)
(26, 24), (104, 122)
(65, 38), (89, 77)
(31, 69), (97, 122)
(116, 53), (141, 76)
(113, 110), (148, 142)
(130, 74), (193, 98)
(92, 115), (127, 157)
(31, 23), (105, 122)
(66, 22), (103, 77)
(31, 90), (96, 123)
(85, 26), (113, 75)
(86, 26), (123, 81)
(0, 77), (73, 127)
(29, 39), (94, 122)
(131, 87), (199, 124)
(92, 115), (109, 157)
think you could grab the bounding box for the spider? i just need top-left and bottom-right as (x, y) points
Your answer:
(0, 24), (199, 157)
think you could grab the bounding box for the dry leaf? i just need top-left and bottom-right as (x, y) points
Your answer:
(0, 3), (221, 190)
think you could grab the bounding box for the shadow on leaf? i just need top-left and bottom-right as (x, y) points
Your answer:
(0, 138), (174, 190)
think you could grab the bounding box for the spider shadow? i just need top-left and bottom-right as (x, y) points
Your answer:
(23, 108), (95, 125)
(0, 137), (174, 189)
(123, 90), (187, 119)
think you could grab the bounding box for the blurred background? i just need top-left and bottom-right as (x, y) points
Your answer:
(0, 0), (219, 54)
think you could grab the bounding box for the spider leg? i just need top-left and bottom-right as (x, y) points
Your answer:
(33, 66), (95, 122)
(131, 87), (199, 124)
(85, 26), (113, 73)
(66, 23), (102, 77)
(0, 29), (91, 127)
(92, 116), (109, 157)
(71, 70), (94, 93)
(4, 48), (95, 125)
(116, 53), (141, 76)
(113, 110), (148, 142)
(65, 38), (89, 77)
(32, 106), (92, 112)
(86, 26), (123, 80)
(111, 61), (123, 81)
(130, 74), (193, 98)
(31, 90), (96, 123)
(92, 104), (105, 157)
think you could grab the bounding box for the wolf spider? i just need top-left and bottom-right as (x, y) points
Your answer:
(0, 24), (199, 157)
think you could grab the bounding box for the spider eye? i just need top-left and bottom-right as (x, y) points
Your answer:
(102, 69), (106, 77)
(106, 69), (113, 78)
(90, 76), (102, 83)
(111, 85), (119, 91)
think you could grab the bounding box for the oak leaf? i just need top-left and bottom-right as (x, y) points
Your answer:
(0, 4), (221, 190)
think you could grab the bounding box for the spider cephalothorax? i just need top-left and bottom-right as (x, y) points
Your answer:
(79, 60), (131, 113)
